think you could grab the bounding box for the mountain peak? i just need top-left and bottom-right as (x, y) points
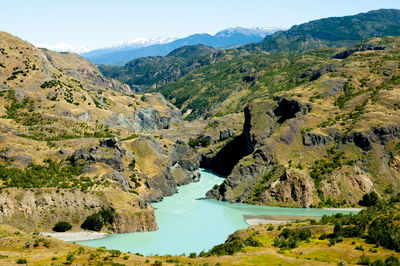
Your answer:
(215, 27), (283, 38)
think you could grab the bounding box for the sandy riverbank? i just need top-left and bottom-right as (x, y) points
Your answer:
(41, 231), (109, 242)
(244, 215), (321, 225)
(244, 208), (362, 225)
(322, 207), (362, 212)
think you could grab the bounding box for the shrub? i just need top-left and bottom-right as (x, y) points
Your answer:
(129, 158), (136, 170)
(81, 209), (114, 231)
(274, 228), (312, 249)
(189, 252), (197, 258)
(16, 258), (27, 264)
(188, 134), (211, 148)
(359, 192), (380, 207)
(81, 213), (104, 231)
(109, 249), (121, 257)
(53, 221), (72, 232)
(357, 254), (370, 265)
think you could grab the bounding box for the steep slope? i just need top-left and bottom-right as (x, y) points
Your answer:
(0, 32), (200, 232)
(201, 37), (400, 208)
(245, 9), (400, 53)
(155, 46), (333, 120)
(82, 27), (276, 65)
(100, 44), (221, 91)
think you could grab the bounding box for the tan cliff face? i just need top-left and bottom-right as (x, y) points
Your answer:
(0, 188), (157, 233)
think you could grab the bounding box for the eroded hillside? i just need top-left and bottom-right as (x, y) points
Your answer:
(0, 32), (200, 232)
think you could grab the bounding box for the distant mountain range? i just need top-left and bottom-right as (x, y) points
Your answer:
(81, 27), (282, 65)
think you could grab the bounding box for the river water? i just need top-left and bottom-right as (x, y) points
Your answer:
(78, 169), (357, 255)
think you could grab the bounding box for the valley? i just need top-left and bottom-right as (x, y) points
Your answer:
(0, 7), (399, 266)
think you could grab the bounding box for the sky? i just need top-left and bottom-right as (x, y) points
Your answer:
(2, 0), (400, 52)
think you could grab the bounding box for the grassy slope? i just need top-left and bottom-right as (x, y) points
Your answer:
(99, 44), (219, 90)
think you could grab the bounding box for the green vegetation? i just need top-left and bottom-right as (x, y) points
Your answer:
(245, 9), (400, 53)
(203, 235), (262, 256)
(81, 209), (114, 231)
(0, 159), (84, 189)
(40, 80), (62, 89)
(16, 258), (27, 264)
(52, 221), (73, 232)
(156, 51), (325, 120)
(188, 134), (211, 148)
(244, 165), (285, 204)
(320, 197), (400, 252)
(273, 228), (312, 249)
(359, 191), (380, 207)
(100, 45), (218, 90)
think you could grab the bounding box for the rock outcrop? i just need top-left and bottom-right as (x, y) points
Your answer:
(262, 170), (317, 207)
(206, 97), (315, 206)
(303, 132), (333, 146)
(70, 138), (126, 172)
(332, 43), (386, 59)
(0, 188), (157, 233)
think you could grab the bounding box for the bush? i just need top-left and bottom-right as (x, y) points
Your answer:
(81, 213), (104, 231)
(81, 209), (114, 231)
(359, 192), (380, 207)
(16, 258), (27, 264)
(188, 134), (211, 148)
(274, 228), (312, 249)
(53, 221), (72, 232)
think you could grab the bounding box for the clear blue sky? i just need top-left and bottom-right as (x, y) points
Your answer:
(2, 0), (400, 50)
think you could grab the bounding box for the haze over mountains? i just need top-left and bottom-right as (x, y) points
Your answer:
(81, 27), (282, 65)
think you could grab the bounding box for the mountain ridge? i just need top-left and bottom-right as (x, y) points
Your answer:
(82, 27), (279, 65)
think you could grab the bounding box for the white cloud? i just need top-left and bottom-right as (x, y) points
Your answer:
(35, 43), (90, 54)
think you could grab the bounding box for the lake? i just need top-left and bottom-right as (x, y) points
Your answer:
(78, 169), (358, 255)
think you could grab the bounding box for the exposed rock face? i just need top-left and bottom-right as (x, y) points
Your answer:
(300, 64), (337, 81)
(131, 104), (182, 133)
(206, 97), (314, 206)
(342, 132), (372, 151)
(169, 141), (200, 185)
(0, 188), (157, 233)
(273, 97), (311, 124)
(332, 43), (385, 59)
(206, 145), (276, 202)
(0, 148), (32, 168)
(124, 136), (200, 202)
(70, 138), (126, 172)
(219, 128), (236, 141)
(103, 171), (130, 191)
(132, 106), (167, 132)
(202, 97), (309, 176)
(321, 79), (346, 97)
(262, 170), (316, 207)
(303, 132), (333, 146)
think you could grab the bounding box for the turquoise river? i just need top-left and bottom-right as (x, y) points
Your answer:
(78, 169), (358, 255)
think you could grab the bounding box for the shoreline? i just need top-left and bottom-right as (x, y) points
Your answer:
(244, 208), (362, 225)
(41, 231), (109, 242)
(322, 207), (362, 212)
(244, 214), (321, 225)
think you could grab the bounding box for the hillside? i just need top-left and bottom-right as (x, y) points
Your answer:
(195, 36), (400, 208)
(245, 9), (400, 53)
(0, 31), (201, 233)
(102, 9), (400, 103)
(99, 44), (221, 91)
(82, 27), (276, 65)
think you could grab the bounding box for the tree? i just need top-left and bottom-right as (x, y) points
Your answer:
(52, 221), (72, 232)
